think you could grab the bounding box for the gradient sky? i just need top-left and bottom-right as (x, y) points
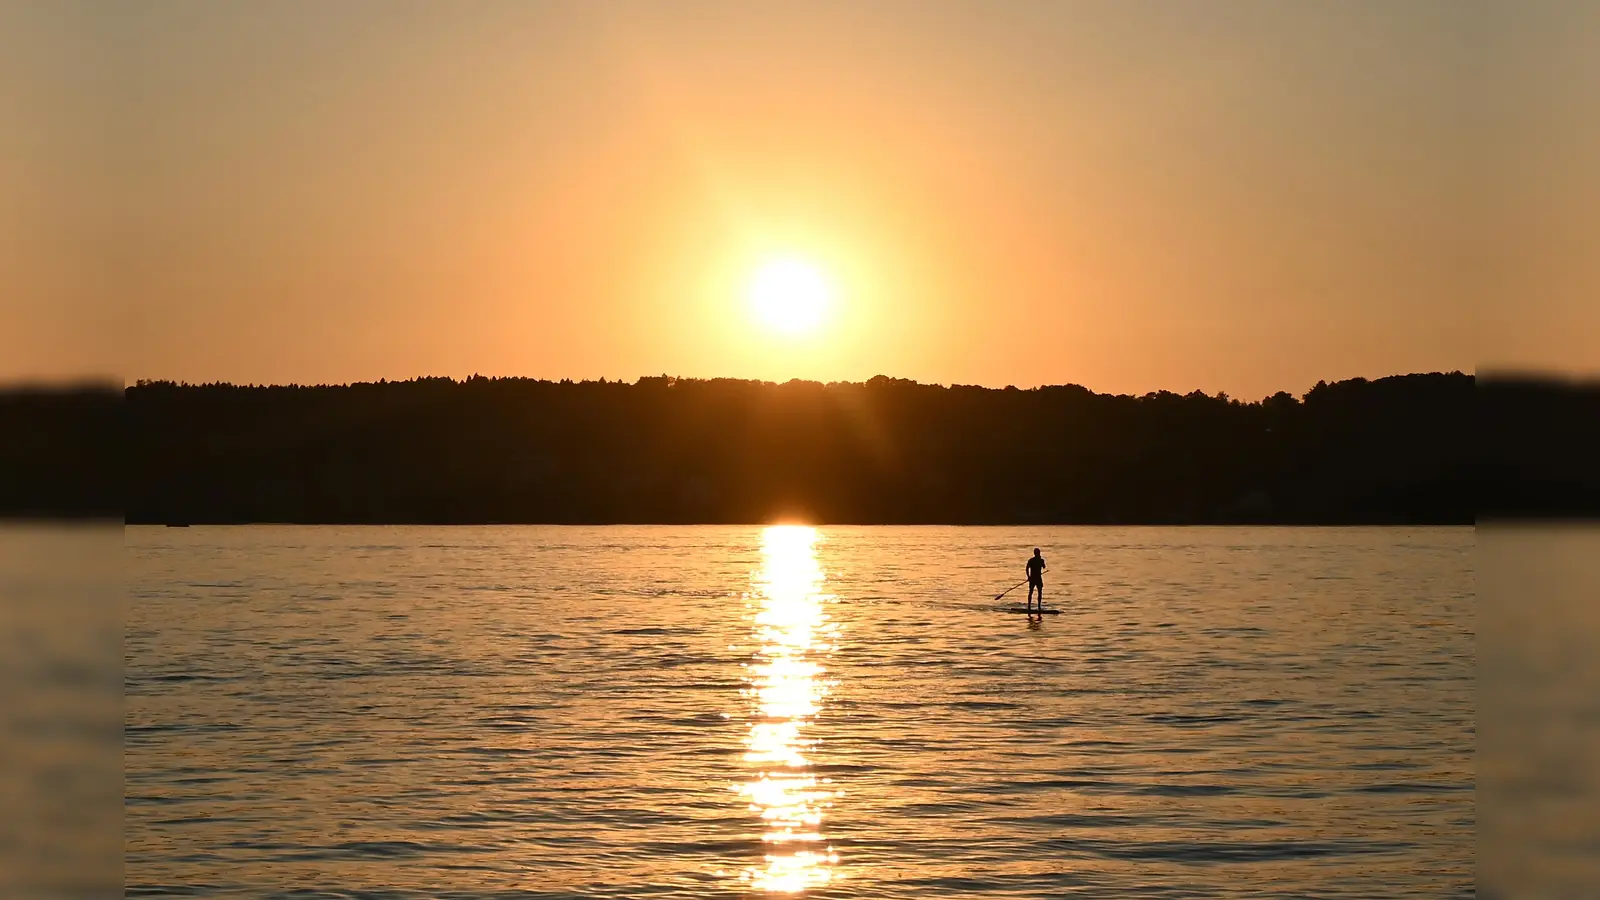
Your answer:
(3, 1), (1594, 398)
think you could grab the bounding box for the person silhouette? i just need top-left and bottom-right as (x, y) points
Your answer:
(1025, 548), (1046, 613)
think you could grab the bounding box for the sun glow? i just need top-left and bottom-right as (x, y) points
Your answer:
(748, 259), (833, 337)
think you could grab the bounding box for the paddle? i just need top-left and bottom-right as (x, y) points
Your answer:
(994, 579), (1029, 602)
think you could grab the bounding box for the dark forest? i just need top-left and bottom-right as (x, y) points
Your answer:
(8, 371), (1596, 524)
(117, 371), (1491, 525)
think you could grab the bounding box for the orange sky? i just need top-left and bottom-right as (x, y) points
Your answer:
(4, 2), (1595, 398)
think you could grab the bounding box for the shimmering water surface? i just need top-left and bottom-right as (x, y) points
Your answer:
(127, 526), (1473, 898)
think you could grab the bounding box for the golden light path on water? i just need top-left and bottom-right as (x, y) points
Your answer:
(739, 525), (840, 893)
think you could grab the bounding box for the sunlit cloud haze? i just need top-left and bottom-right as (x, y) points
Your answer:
(2, 1), (1594, 397)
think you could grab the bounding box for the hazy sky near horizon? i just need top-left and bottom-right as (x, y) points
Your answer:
(3, 1), (1595, 398)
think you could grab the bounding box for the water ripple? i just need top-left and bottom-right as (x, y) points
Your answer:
(127, 525), (1474, 898)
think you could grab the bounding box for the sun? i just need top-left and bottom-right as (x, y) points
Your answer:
(748, 258), (833, 337)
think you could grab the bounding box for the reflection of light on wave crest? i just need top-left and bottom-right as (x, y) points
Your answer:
(738, 526), (840, 893)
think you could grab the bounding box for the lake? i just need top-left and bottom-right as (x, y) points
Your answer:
(126, 526), (1474, 898)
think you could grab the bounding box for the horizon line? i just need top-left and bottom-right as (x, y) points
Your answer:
(122, 369), (1479, 400)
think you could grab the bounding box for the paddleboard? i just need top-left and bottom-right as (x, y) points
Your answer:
(1003, 608), (1061, 615)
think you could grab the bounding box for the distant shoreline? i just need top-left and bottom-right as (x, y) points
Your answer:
(5, 372), (1597, 522)
(127, 518), (1478, 527)
(121, 372), (1481, 525)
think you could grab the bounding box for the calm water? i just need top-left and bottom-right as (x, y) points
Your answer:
(126, 526), (1474, 898)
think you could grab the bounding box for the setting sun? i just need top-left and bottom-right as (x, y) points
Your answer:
(749, 259), (833, 337)
(107, 3), (1492, 896)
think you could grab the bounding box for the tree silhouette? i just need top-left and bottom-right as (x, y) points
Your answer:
(108, 371), (1496, 524)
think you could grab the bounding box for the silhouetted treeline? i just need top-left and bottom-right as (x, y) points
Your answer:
(111, 372), (1501, 525)
(7, 371), (1594, 523)
(0, 384), (122, 519)
(1480, 374), (1600, 518)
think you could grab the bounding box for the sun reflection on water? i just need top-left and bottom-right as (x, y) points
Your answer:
(739, 525), (840, 893)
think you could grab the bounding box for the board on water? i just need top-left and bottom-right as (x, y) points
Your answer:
(1003, 607), (1061, 615)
